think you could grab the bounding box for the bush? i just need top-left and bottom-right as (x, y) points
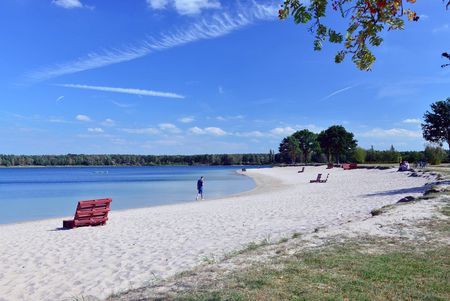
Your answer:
(400, 151), (424, 163)
(424, 145), (447, 165)
(353, 147), (367, 163)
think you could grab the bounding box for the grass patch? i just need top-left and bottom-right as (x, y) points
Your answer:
(291, 232), (301, 239)
(177, 241), (450, 301)
(278, 237), (289, 244)
(370, 204), (396, 216)
(441, 203), (450, 217)
(418, 186), (450, 201)
(223, 238), (272, 260)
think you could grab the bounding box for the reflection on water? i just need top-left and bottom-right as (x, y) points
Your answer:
(0, 166), (257, 224)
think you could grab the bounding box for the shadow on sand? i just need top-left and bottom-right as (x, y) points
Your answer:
(362, 185), (428, 197)
(48, 227), (71, 231)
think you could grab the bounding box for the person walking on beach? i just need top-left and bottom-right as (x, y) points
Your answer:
(196, 176), (204, 200)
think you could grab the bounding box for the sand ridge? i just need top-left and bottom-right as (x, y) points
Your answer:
(0, 166), (431, 301)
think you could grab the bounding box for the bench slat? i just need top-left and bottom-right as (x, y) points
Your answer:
(63, 198), (112, 229)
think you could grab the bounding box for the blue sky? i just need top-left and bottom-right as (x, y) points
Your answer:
(0, 0), (449, 155)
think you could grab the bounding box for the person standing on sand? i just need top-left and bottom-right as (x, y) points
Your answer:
(196, 176), (204, 200)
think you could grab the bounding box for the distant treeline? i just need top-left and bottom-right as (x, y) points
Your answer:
(0, 153), (277, 167)
(366, 148), (426, 164)
(0, 148), (446, 167)
(358, 146), (448, 165)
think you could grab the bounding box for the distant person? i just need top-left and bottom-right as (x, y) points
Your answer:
(398, 160), (410, 172)
(196, 176), (205, 200)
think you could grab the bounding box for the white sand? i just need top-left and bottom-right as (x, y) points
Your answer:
(0, 166), (431, 301)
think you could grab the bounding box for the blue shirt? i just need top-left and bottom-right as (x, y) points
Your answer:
(197, 179), (203, 190)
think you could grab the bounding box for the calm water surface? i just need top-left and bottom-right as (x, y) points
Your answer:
(0, 166), (257, 224)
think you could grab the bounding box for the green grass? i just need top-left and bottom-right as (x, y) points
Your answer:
(177, 242), (450, 301)
(442, 203), (450, 217)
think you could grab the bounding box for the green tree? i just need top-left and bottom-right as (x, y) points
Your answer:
(279, 0), (449, 70)
(422, 98), (450, 151)
(353, 147), (367, 163)
(279, 136), (300, 164)
(424, 144), (447, 165)
(292, 129), (320, 164)
(318, 125), (357, 163)
(387, 145), (401, 162)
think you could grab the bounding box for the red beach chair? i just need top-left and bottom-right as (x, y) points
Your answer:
(342, 163), (357, 170)
(63, 198), (112, 229)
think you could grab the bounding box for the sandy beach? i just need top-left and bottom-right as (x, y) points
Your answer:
(0, 166), (433, 301)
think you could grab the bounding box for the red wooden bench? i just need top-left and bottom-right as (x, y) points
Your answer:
(63, 198), (112, 229)
(342, 163), (358, 170)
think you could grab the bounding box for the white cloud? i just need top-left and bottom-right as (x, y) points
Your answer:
(26, 3), (276, 82)
(189, 126), (205, 135)
(56, 84), (184, 99)
(432, 24), (449, 34)
(235, 131), (265, 138)
(359, 128), (422, 138)
(101, 118), (115, 127)
(158, 123), (181, 133)
(234, 124), (322, 138)
(147, 0), (221, 15)
(76, 114), (91, 122)
(87, 127), (104, 133)
(218, 85), (224, 94)
(402, 118), (421, 125)
(178, 116), (195, 123)
(205, 127), (227, 136)
(270, 127), (296, 136)
(52, 0), (84, 9)
(320, 84), (357, 101)
(147, 0), (168, 9)
(121, 128), (159, 135)
(189, 126), (227, 136)
(215, 115), (244, 121)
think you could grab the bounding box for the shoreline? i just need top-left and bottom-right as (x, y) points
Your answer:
(0, 166), (433, 301)
(0, 164), (270, 169)
(0, 168), (265, 228)
(0, 168), (262, 228)
(0, 166), (260, 227)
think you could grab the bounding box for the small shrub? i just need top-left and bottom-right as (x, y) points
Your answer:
(424, 144), (448, 165)
(353, 147), (367, 163)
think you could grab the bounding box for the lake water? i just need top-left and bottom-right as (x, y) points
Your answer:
(0, 166), (256, 225)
